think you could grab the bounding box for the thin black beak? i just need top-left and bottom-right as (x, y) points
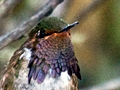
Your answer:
(60, 21), (79, 32)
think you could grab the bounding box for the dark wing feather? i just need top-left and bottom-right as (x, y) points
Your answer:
(70, 57), (81, 80)
(28, 67), (35, 84)
(37, 69), (45, 84)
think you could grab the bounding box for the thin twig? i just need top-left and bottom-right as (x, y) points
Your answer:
(0, 0), (64, 50)
(0, 0), (23, 20)
(80, 78), (120, 90)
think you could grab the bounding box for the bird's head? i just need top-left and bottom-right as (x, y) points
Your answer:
(28, 17), (79, 39)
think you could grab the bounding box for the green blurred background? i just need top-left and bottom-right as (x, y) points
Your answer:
(0, 0), (120, 89)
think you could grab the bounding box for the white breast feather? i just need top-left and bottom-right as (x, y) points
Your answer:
(19, 48), (32, 61)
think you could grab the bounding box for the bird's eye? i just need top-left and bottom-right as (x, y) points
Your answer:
(37, 30), (46, 38)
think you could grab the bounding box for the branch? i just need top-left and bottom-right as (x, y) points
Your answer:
(0, 0), (110, 50)
(0, 0), (64, 50)
(80, 78), (120, 90)
(0, 0), (23, 20)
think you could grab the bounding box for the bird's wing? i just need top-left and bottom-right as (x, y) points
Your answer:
(27, 47), (49, 84)
(68, 57), (81, 80)
(0, 49), (23, 89)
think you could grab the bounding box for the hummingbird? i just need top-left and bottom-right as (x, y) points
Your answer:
(0, 17), (81, 90)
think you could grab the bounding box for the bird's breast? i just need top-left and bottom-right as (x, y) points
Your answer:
(14, 64), (74, 90)
(13, 48), (76, 90)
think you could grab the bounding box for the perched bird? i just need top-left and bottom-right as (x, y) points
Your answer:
(0, 17), (81, 90)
